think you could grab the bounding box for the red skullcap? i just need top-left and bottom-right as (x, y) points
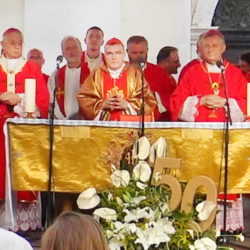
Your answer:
(105, 38), (123, 46)
(3, 28), (22, 36)
(203, 29), (225, 40)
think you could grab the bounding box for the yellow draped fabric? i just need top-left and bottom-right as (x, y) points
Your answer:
(7, 120), (250, 194)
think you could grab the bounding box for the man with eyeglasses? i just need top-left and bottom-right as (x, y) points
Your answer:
(157, 46), (181, 92)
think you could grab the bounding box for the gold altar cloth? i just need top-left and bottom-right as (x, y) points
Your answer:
(6, 120), (250, 193)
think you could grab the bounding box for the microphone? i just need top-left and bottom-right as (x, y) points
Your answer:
(216, 60), (225, 71)
(138, 56), (146, 71)
(56, 55), (63, 69)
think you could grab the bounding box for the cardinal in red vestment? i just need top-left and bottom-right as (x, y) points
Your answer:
(0, 28), (49, 202)
(170, 30), (247, 122)
(170, 29), (247, 231)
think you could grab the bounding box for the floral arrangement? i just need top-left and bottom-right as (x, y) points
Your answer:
(77, 137), (244, 250)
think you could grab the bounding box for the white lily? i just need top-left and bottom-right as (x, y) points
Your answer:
(189, 245), (195, 250)
(124, 223), (137, 233)
(131, 196), (146, 205)
(149, 137), (167, 163)
(187, 229), (194, 239)
(194, 237), (217, 250)
(133, 161), (151, 182)
(106, 229), (115, 239)
(77, 187), (100, 209)
(236, 233), (245, 242)
(160, 202), (169, 214)
(152, 172), (162, 184)
(109, 239), (125, 250)
(156, 217), (175, 235)
(114, 221), (124, 232)
(196, 200), (217, 221)
(135, 227), (150, 250)
(111, 169), (130, 187)
(123, 207), (153, 223)
(133, 136), (151, 160)
(147, 228), (171, 247)
(136, 181), (147, 190)
(93, 207), (117, 221)
(135, 223), (172, 250)
(215, 229), (221, 238)
(113, 221), (138, 235)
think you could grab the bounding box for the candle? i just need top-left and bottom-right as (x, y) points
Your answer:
(248, 83), (250, 116)
(25, 79), (36, 113)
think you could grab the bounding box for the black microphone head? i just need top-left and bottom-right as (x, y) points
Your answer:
(216, 60), (225, 71)
(216, 61), (222, 68)
(56, 55), (63, 63)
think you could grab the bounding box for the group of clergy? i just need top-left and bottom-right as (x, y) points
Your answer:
(33, 27), (247, 124)
(47, 27), (246, 124)
(0, 26), (247, 231)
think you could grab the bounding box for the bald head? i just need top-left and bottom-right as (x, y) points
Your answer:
(27, 48), (45, 69)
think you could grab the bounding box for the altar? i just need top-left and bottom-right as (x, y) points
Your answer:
(5, 118), (250, 194)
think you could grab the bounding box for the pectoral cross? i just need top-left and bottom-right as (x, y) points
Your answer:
(209, 82), (220, 118)
(211, 82), (220, 95)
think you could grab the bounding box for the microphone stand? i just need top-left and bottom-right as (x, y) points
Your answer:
(45, 61), (61, 228)
(139, 63), (145, 137)
(220, 65), (232, 237)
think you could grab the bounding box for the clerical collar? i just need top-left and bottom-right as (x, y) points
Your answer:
(205, 61), (221, 73)
(5, 57), (20, 72)
(66, 65), (81, 72)
(108, 63), (126, 79)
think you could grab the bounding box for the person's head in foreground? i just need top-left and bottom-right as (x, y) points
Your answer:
(41, 211), (109, 250)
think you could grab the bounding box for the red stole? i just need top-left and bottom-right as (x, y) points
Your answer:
(103, 71), (127, 121)
(246, 71), (250, 82)
(56, 64), (88, 117)
(43, 73), (49, 84)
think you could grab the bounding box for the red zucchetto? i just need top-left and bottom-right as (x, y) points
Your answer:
(203, 29), (225, 40)
(3, 28), (22, 37)
(105, 38), (124, 47)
